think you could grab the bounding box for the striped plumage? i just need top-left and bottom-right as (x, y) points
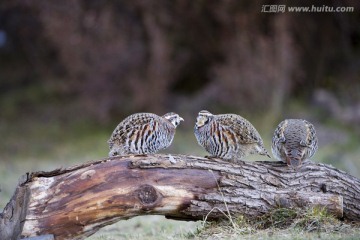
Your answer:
(108, 112), (183, 157)
(271, 119), (318, 168)
(194, 110), (270, 161)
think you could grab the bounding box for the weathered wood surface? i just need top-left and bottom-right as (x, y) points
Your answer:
(1, 154), (360, 240)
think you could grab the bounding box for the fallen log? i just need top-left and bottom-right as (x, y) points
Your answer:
(1, 154), (360, 240)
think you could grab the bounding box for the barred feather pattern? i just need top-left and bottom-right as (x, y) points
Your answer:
(271, 119), (318, 167)
(194, 111), (270, 160)
(108, 112), (182, 157)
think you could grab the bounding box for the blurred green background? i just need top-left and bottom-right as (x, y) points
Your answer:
(1, 0), (360, 238)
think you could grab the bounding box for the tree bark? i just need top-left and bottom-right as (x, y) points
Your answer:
(1, 154), (359, 240)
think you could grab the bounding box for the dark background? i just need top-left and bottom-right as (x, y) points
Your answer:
(1, 0), (359, 123)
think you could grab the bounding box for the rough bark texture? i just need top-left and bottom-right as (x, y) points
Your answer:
(1, 154), (359, 240)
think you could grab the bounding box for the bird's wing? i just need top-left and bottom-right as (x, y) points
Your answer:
(108, 114), (156, 143)
(216, 115), (261, 144)
(272, 120), (287, 144)
(301, 120), (318, 148)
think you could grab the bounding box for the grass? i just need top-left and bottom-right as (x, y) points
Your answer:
(87, 216), (200, 240)
(195, 207), (360, 240)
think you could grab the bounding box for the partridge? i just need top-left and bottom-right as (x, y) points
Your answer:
(194, 110), (270, 161)
(108, 112), (183, 157)
(271, 119), (318, 167)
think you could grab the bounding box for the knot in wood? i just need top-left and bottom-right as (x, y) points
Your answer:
(137, 184), (158, 205)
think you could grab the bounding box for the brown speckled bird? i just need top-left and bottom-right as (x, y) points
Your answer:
(108, 112), (183, 157)
(194, 110), (270, 161)
(271, 119), (318, 168)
